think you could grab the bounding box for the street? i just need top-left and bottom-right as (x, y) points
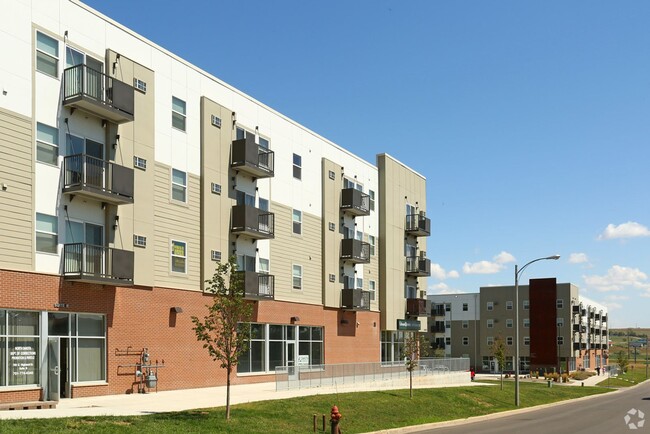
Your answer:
(415, 382), (650, 433)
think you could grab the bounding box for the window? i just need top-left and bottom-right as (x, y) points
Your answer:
(445, 337), (451, 345)
(369, 280), (376, 301)
(236, 190), (255, 207)
(506, 319), (513, 328)
(487, 336), (494, 346)
(236, 255), (256, 272)
(405, 285), (416, 299)
(36, 123), (58, 165)
(172, 97), (186, 131)
(258, 198), (269, 211)
(292, 265), (302, 290)
(462, 303), (468, 311)
(445, 304), (451, 312)
(556, 299), (564, 309)
(487, 319), (494, 328)
(171, 169), (187, 202)
(3, 310), (40, 386)
(462, 337), (469, 346)
(368, 235), (376, 256)
(36, 31), (58, 77)
(462, 320), (468, 329)
(557, 317), (564, 327)
(369, 190), (375, 211)
(445, 321), (451, 329)
(36, 213), (58, 253)
(259, 258), (270, 274)
(487, 302), (494, 311)
(293, 153), (302, 179)
(356, 277), (363, 288)
(292, 209), (302, 235)
(506, 336), (513, 346)
(171, 240), (187, 273)
(523, 318), (530, 328)
(523, 300), (530, 310)
(524, 336), (530, 346)
(557, 336), (564, 345)
(506, 300), (513, 310)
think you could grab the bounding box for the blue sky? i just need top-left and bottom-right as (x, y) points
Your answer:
(83, 0), (650, 328)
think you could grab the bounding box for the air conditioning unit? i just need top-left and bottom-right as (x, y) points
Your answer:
(419, 251), (426, 259)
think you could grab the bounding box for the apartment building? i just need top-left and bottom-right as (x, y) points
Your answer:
(428, 279), (609, 373)
(0, 0), (431, 402)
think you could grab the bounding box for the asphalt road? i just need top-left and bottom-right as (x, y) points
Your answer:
(416, 382), (650, 434)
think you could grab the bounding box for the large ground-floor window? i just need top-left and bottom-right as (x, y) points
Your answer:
(380, 331), (412, 364)
(1, 310), (40, 386)
(238, 323), (323, 374)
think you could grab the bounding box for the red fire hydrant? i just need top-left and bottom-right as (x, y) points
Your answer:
(330, 405), (342, 434)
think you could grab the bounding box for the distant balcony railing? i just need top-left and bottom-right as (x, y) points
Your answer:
(406, 298), (427, 316)
(62, 64), (134, 124)
(405, 256), (431, 277)
(231, 205), (275, 239)
(405, 213), (430, 236)
(340, 188), (370, 216)
(341, 288), (371, 311)
(236, 271), (274, 300)
(63, 243), (134, 285)
(231, 135), (275, 178)
(340, 239), (370, 264)
(63, 154), (134, 204)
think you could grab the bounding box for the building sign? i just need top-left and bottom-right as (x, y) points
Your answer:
(10, 345), (36, 380)
(297, 355), (310, 366)
(397, 319), (421, 331)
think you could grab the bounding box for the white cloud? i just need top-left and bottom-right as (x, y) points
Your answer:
(494, 251), (515, 264)
(583, 265), (650, 292)
(427, 282), (464, 295)
(601, 302), (623, 311)
(463, 251), (515, 274)
(604, 294), (629, 301)
(568, 253), (589, 264)
(429, 263), (460, 280)
(598, 222), (650, 240)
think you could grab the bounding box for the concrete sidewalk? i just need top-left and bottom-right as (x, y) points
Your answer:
(0, 372), (473, 420)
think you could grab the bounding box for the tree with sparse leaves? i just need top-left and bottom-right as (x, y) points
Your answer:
(191, 257), (253, 420)
(402, 333), (430, 398)
(616, 350), (629, 373)
(489, 336), (509, 390)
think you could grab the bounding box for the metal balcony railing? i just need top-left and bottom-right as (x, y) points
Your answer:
(63, 154), (134, 204)
(405, 256), (431, 276)
(405, 213), (430, 236)
(231, 205), (275, 239)
(340, 188), (370, 216)
(341, 288), (371, 311)
(236, 271), (274, 300)
(340, 239), (370, 264)
(231, 135), (275, 178)
(406, 298), (427, 316)
(62, 64), (134, 124)
(63, 243), (134, 285)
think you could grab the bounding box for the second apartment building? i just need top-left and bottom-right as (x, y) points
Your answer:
(0, 0), (431, 402)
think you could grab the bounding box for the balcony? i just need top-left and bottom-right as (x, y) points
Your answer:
(405, 256), (431, 277)
(340, 188), (370, 216)
(231, 205), (275, 240)
(63, 243), (134, 285)
(405, 213), (430, 236)
(406, 298), (427, 316)
(432, 324), (446, 333)
(62, 64), (134, 124)
(340, 239), (370, 264)
(63, 154), (134, 205)
(231, 135), (274, 178)
(236, 271), (274, 300)
(573, 343), (587, 351)
(432, 306), (445, 316)
(573, 324), (586, 333)
(341, 288), (370, 311)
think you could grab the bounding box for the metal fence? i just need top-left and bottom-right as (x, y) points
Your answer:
(275, 357), (469, 391)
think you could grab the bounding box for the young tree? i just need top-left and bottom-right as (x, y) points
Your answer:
(402, 333), (430, 398)
(489, 336), (509, 390)
(191, 257), (253, 420)
(617, 350), (629, 373)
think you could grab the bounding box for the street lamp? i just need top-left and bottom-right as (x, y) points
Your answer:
(515, 254), (560, 407)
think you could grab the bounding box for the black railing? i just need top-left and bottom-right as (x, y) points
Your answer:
(231, 136), (275, 178)
(63, 154), (134, 203)
(63, 243), (134, 284)
(341, 288), (371, 311)
(405, 256), (431, 276)
(231, 205), (275, 239)
(406, 298), (427, 316)
(340, 239), (370, 263)
(340, 188), (370, 216)
(237, 271), (274, 299)
(62, 64), (134, 121)
(405, 213), (431, 236)
(432, 306), (446, 316)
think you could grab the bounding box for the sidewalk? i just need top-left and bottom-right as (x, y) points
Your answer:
(0, 372), (474, 420)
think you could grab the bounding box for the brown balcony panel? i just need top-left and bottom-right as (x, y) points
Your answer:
(340, 239), (370, 264)
(63, 243), (134, 285)
(341, 288), (370, 311)
(231, 205), (275, 240)
(405, 257), (431, 276)
(405, 214), (431, 236)
(237, 271), (274, 300)
(63, 154), (134, 205)
(231, 136), (274, 178)
(340, 188), (370, 216)
(406, 298), (427, 316)
(62, 64), (134, 124)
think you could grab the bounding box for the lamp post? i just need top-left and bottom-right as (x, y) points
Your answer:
(515, 254), (560, 407)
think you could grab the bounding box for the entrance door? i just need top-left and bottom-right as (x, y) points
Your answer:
(286, 341), (298, 385)
(85, 223), (104, 276)
(47, 338), (60, 401)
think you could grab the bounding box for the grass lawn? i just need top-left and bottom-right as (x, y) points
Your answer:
(0, 382), (612, 434)
(598, 366), (649, 388)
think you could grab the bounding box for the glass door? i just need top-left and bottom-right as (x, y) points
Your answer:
(47, 338), (60, 401)
(85, 223), (104, 277)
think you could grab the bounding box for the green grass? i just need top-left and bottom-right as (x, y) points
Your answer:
(0, 382), (612, 434)
(598, 366), (649, 388)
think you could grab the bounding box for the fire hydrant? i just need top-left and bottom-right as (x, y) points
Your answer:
(330, 405), (342, 434)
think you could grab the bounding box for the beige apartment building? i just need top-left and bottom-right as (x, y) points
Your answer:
(0, 0), (430, 403)
(428, 278), (609, 373)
